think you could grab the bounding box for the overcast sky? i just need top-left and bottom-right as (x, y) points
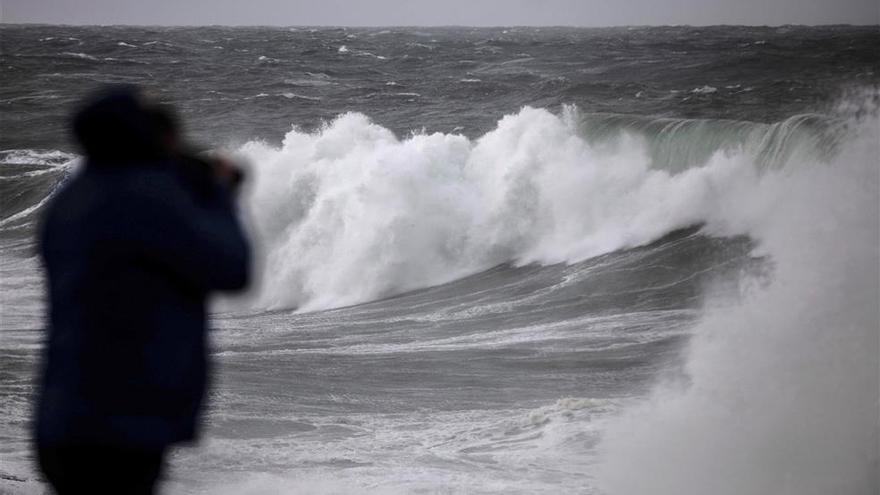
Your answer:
(2, 0), (878, 26)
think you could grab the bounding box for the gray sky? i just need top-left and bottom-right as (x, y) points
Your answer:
(2, 0), (878, 26)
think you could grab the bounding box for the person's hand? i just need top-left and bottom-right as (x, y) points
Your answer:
(211, 155), (245, 190)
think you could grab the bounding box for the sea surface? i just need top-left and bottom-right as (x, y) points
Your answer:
(1, 24), (878, 494)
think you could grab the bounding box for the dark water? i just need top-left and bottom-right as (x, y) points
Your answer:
(2, 25), (878, 149)
(0, 25), (878, 494)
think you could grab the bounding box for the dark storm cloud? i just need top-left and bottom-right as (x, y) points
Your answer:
(2, 0), (878, 26)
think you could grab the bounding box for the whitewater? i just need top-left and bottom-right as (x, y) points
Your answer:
(0, 24), (878, 494)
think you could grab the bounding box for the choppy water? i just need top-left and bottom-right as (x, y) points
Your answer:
(0, 24), (878, 494)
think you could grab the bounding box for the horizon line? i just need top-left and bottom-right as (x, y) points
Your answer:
(2, 21), (879, 29)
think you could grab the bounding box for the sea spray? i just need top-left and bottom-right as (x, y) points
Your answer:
(596, 113), (879, 494)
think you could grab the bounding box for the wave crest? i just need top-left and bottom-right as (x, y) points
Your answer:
(239, 104), (871, 311)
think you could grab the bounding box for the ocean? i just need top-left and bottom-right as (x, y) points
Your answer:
(0, 24), (878, 494)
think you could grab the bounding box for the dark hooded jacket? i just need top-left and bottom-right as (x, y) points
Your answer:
(35, 88), (250, 450)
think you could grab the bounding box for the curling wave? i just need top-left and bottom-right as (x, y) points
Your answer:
(239, 102), (871, 312)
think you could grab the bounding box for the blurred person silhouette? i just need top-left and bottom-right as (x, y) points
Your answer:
(34, 85), (250, 494)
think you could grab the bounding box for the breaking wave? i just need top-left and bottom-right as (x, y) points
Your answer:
(238, 100), (874, 312)
(597, 101), (879, 495)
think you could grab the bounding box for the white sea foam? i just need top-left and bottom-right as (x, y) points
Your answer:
(171, 399), (612, 494)
(0, 199), (52, 228)
(0, 149), (77, 166)
(279, 93), (321, 101)
(691, 85), (718, 94)
(61, 52), (98, 61)
(285, 77), (335, 87)
(239, 105), (873, 312)
(597, 114), (879, 494)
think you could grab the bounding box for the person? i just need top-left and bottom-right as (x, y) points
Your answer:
(34, 86), (251, 494)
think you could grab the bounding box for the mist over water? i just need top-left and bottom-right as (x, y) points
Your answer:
(598, 114), (880, 495)
(1, 24), (878, 494)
